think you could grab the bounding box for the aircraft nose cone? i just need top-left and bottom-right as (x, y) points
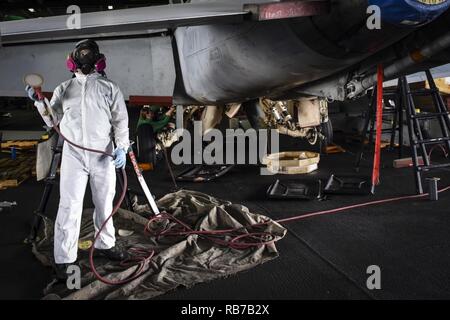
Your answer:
(369, 0), (450, 26)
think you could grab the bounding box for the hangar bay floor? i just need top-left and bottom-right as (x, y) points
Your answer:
(1, 134), (450, 300)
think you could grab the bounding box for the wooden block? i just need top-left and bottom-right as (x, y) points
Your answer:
(0, 154), (35, 188)
(1, 140), (39, 150)
(393, 157), (424, 168)
(0, 173), (30, 189)
(138, 163), (154, 171)
(326, 144), (345, 154)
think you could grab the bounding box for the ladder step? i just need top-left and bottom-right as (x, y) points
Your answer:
(368, 110), (397, 115)
(414, 137), (450, 145)
(383, 89), (399, 96)
(382, 109), (398, 114)
(411, 112), (450, 120)
(366, 128), (401, 134)
(380, 128), (398, 133)
(368, 110), (398, 117)
(417, 163), (450, 171)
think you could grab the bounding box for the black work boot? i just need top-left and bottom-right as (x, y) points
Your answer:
(96, 246), (130, 261)
(54, 263), (73, 281)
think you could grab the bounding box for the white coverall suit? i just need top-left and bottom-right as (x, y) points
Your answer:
(35, 72), (129, 264)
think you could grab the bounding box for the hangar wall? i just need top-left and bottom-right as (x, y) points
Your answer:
(0, 36), (176, 99)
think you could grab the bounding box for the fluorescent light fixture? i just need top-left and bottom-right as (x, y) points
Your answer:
(108, 5), (113, 10)
(28, 8), (35, 12)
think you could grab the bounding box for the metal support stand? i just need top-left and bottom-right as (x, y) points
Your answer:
(355, 70), (450, 195)
(400, 71), (450, 194)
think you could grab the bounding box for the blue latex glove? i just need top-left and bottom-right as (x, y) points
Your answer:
(25, 85), (39, 102)
(113, 148), (127, 169)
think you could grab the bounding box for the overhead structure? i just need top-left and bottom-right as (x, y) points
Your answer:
(0, 0), (449, 104)
(0, 0), (330, 45)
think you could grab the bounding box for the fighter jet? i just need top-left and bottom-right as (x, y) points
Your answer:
(1, 0), (450, 143)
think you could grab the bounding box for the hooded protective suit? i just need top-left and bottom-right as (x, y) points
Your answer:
(35, 72), (129, 264)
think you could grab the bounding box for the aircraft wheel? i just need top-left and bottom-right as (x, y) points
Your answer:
(320, 119), (333, 151)
(136, 123), (156, 165)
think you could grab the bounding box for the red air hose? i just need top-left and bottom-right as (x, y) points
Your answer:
(143, 186), (450, 250)
(52, 126), (153, 285)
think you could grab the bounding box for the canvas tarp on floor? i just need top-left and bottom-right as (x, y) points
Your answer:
(33, 190), (286, 300)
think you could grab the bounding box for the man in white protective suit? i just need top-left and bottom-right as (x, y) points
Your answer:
(26, 39), (130, 279)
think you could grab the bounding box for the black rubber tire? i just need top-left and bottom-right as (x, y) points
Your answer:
(136, 123), (156, 164)
(321, 119), (333, 145)
(320, 119), (333, 152)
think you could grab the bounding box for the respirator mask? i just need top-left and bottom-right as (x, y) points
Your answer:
(66, 39), (106, 75)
